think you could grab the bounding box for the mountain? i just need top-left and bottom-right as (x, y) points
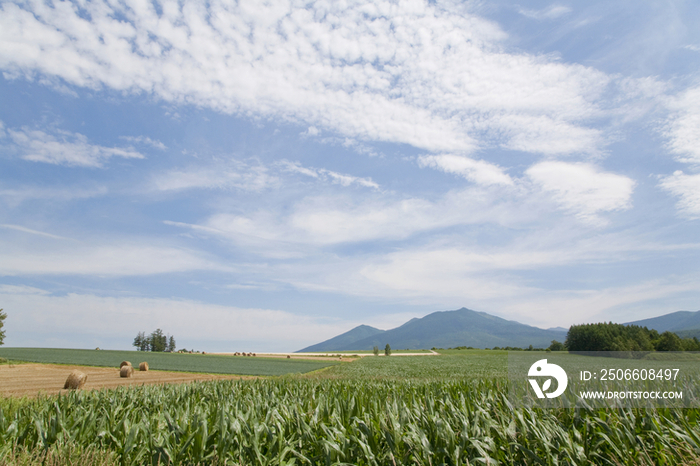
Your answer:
(298, 308), (567, 352)
(625, 310), (700, 339)
(299, 324), (385, 352)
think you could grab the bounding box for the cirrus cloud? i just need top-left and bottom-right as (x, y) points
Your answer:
(3, 123), (144, 167)
(0, 0), (612, 156)
(526, 161), (635, 224)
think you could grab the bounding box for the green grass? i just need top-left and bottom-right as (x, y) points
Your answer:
(300, 349), (435, 354)
(0, 348), (339, 376)
(311, 349), (508, 379)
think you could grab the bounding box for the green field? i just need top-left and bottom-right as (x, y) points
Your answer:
(309, 349), (436, 354)
(0, 348), (339, 376)
(312, 349), (508, 379)
(1, 349), (699, 465)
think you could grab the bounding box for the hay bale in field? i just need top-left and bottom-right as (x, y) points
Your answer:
(139, 362), (149, 371)
(120, 361), (131, 369)
(64, 370), (88, 389)
(287, 355), (291, 359)
(120, 365), (134, 378)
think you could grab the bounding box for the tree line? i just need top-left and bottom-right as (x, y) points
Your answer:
(133, 329), (176, 352)
(564, 322), (700, 352)
(0, 309), (6, 346)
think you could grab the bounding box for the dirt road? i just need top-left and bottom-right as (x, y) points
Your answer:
(0, 363), (246, 398)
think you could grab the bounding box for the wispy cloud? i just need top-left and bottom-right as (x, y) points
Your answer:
(0, 243), (228, 276)
(658, 85), (700, 217)
(2, 123), (144, 167)
(281, 161), (379, 189)
(120, 135), (167, 150)
(526, 161), (635, 225)
(152, 162), (276, 192)
(417, 154), (513, 186)
(0, 184), (108, 206)
(663, 85), (700, 165)
(518, 4), (572, 21)
(658, 171), (700, 218)
(0, 0), (611, 156)
(0, 223), (72, 240)
(0, 287), (356, 351)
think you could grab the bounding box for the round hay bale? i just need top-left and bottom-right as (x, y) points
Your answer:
(139, 362), (149, 371)
(287, 355), (291, 359)
(120, 365), (134, 378)
(64, 370), (88, 389)
(120, 361), (131, 369)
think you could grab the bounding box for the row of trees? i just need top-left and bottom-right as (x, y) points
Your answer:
(565, 322), (700, 352)
(133, 329), (176, 352)
(0, 309), (6, 346)
(373, 344), (392, 356)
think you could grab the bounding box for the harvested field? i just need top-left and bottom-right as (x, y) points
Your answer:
(0, 363), (246, 398)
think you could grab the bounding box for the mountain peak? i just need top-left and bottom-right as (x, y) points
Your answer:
(297, 308), (568, 351)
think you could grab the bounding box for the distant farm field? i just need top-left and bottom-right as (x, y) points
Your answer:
(313, 349), (508, 379)
(0, 348), (339, 376)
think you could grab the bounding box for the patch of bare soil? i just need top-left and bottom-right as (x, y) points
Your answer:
(0, 363), (248, 398)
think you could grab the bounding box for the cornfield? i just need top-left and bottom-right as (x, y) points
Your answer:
(1, 378), (699, 465)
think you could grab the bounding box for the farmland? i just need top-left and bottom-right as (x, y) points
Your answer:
(0, 348), (340, 376)
(1, 350), (699, 465)
(309, 349), (508, 380)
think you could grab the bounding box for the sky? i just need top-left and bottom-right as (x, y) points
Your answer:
(0, 0), (699, 352)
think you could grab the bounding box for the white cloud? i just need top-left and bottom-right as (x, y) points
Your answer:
(200, 189), (507, 248)
(0, 243), (227, 276)
(498, 277), (700, 329)
(0, 0), (611, 156)
(0, 288), (355, 351)
(659, 171), (700, 218)
(518, 5), (572, 20)
(5, 125), (144, 167)
(300, 126), (320, 137)
(663, 85), (700, 165)
(0, 184), (108, 206)
(281, 161), (379, 189)
(120, 135), (167, 150)
(0, 223), (72, 240)
(417, 154), (513, 186)
(0, 284), (50, 295)
(153, 162), (276, 192)
(496, 114), (603, 156)
(357, 250), (529, 301)
(526, 161), (635, 224)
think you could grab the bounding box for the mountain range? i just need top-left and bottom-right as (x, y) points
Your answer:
(625, 310), (700, 339)
(298, 308), (567, 352)
(299, 308), (700, 352)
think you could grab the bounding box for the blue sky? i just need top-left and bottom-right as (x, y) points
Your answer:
(0, 0), (699, 352)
